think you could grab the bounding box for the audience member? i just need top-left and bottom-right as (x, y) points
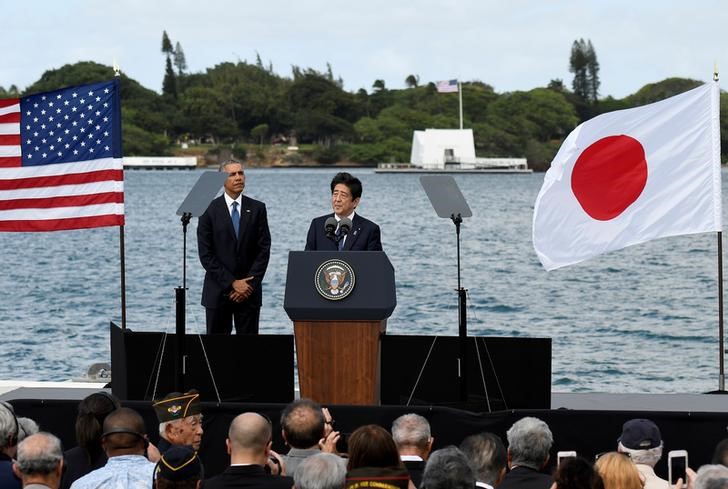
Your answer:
(594, 452), (642, 489)
(155, 446), (203, 489)
(12, 432), (64, 489)
(61, 391), (121, 489)
(153, 391), (204, 453)
(420, 446), (475, 489)
(459, 432), (507, 489)
(294, 453), (346, 489)
(712, 440), (728, 467)
(346, 425), (411, 489)
(203, 412), (292, 489)
(617, 419), (668, 489)
(0, 400), (21, 489)
(281, 399), (340, 477)
(391, 414), (433, 488)
(17, 418), (40, 443)
(694, 464), (728, 489)
(551, 457), (602, 489)
(70, 407), (156, 489)
(498, 417), (553, 489)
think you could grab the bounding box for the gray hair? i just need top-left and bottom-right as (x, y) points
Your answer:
(17, 417), (39, 443)
(421, 446), (476, 489)
(0, 401), (17, 449)
(219, 159), (242, 171)
(294, 453), (346, 489)
(506, 417), (553, 470)
(391, 413), (431, 449)
(460, 432), (507, 486)
(159, 418), (183, 437)
(16, 432), (63, 475)
(618, 442), (662, 467)
(696, 465), (728, 489)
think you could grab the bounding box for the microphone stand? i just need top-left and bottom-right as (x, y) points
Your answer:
(175, 211), (192, 392)
(452, 212), (468, 403)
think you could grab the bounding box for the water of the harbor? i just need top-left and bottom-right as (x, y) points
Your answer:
(0, 168), (724, 394)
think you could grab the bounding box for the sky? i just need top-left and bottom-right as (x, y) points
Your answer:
(2, 0), (727, 99)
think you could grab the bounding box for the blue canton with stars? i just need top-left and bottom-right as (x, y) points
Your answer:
(20, 79), (121, 166)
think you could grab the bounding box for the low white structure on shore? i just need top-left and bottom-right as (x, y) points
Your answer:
(123, 156), (197, 169)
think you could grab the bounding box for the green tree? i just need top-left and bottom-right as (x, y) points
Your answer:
(372, 79), (386, 92)
(405, 74), (420, 88)
(173, 41), (187, 75)
(585, 40), (600, 102)
(162, 57), (177, 97)
(250, 123), (269, 145)
(161, 30), (173, 56)
(569, 38), (590, 101)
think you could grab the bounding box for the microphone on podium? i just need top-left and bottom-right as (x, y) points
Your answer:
(338, 218), (352, 236)
(324, 217), (338, 241)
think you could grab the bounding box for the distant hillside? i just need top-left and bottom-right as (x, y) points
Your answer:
(3, 62), (725, 171)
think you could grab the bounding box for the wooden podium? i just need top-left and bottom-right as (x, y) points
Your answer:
(284, 251), (396, 405)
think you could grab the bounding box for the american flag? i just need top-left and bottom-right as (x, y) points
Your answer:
(436, 79), (459, 93)
(0, 79), (124, 232)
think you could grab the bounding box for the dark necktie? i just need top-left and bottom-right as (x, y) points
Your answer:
(231, 201), (240, 238)
(337, 228), (345, 251)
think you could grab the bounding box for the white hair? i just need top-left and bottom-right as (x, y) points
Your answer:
(696, 464), (728, 489)
(506, 417), (553, 470)
(618, 442), (662, 467)
(294, 453), (346, 489)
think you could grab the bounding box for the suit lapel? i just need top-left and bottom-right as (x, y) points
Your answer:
(236, 196), (252, 246)
(343, 214), (362, 250)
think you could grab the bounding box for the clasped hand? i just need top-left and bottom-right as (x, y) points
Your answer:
(229, 276), (254, 303)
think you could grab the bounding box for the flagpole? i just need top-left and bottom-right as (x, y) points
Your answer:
(458, 81), (463, 129)
(714, 68), (724, 392)
(114, 65), (127, 331)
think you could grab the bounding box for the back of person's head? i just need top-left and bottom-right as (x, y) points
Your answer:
(101, 407), (147, 453)
(553, 457), (601, 489)
(391, 413), (431, 451)
(17, 417), (39, 443)
(421, 446), (475, 489)
(595, 452), (642, 489)
(696, 465), (728, 489)
(330, 172), (363, 200)
(347, 424), (401, 470)
(155, 446), (203, 489)
(228, 413), (272, 454)
(506, 417), (553, 469)
(281, 399), (325, 449)
(712, 439), (728, 466)
(295, 452), (346, 489)
(459, 432), (506, 486)
(617, 418), (663, 467)
(15, 432), (63, 476)
(0, 400), (18, 452)
(76, 391), (120, 456)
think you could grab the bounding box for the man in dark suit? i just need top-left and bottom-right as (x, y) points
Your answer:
(203, 413), (292, 489)
(498, 417), (553, 489)
(391, 413), (433, 488)
(305, 172), (382, 251)
(197, 160), (271, 335)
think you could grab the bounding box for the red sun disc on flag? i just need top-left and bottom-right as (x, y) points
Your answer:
(571, 135), (648, 221)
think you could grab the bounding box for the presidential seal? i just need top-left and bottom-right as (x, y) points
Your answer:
(315, 259), (355, 300)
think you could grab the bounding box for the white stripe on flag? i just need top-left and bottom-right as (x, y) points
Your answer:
(0, 146), (21, 157)
(0, 157), (122, 179)
(0, 180), (123, 200)
(0, 203), (124, 221)
(0, 103), (19, 116)
(0, 123), (20, 135)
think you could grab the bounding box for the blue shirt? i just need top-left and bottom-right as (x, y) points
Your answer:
(70, 455), (155, 489)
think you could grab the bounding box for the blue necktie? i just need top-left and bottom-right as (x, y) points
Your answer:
(231, 202), (240, 238)
(337, 228), (344, 251)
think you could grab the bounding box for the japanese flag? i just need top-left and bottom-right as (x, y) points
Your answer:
(533, 82), (721, 271)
